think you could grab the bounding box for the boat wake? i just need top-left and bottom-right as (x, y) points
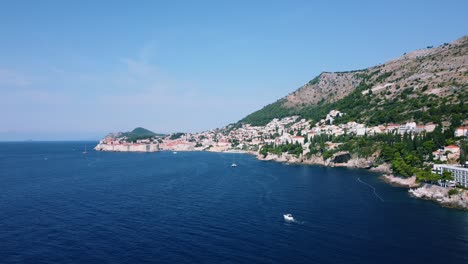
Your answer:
(357, 177), (385, 202)
(283, 213), (304, 224)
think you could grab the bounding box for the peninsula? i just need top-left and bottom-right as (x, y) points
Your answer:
(96, 36), (468, 209)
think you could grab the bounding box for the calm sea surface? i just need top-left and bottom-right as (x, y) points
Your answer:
(0, 142), (467, 264)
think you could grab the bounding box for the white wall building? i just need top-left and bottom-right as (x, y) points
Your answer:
(433, 164), (468, 188)
(455, 126), (468, 137)
(292, 136), (305, 145)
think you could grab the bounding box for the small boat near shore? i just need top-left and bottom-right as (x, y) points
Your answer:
(231, 153), (237, 167)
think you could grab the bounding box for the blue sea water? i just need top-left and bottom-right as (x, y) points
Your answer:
(0, 141), (467, 264)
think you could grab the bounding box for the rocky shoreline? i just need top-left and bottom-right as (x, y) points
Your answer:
(381, 174), (420, 188)
(254, 151), (468, 210)
(380, 174), (467, 210)
(256, 152), (375, 169)
(409, 184), (468, 210)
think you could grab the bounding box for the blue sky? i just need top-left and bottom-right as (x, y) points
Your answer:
(0, 0), (467, 140)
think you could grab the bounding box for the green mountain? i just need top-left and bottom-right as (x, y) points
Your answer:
(241, 36), (468, 126)
(119, 127), (165, 142)
(123, 127), (157, 137)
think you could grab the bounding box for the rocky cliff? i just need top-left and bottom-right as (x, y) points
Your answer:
(409, 184), (468, 210)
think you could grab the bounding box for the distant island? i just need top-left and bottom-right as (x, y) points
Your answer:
(96, 36), (468, 209)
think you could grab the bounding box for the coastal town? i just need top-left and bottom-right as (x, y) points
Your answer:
(95, 110), (468, 201)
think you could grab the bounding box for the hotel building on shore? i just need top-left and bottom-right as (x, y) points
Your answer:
(433, 164), (468, 188)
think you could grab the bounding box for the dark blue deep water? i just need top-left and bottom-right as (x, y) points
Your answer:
(0, 142), (467, 264)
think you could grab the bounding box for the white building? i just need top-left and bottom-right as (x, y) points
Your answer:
(455, 126), (468, 137)
(398, 122), (416, 134)
(424, 123), (436, 133)
(433, 150), (447, 161)
(433, 164), (468, 188)
(356, 127), (366, 136)
(415, 125), (425, 133)
(292, 136), (305, 145)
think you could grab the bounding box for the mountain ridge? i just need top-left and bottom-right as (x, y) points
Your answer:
(241, 36), (467, 126)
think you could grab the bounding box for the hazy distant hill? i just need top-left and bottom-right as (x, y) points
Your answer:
(122, 127), (157, 138)
(111, 127), (166, 142)
(241, 36), (467, 126)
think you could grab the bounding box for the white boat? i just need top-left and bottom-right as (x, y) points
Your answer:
(231, 153), (237, 167)
(173, 151), (177, 154)
(82, 145), (88, 154)
(283, 214), (294, 222)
